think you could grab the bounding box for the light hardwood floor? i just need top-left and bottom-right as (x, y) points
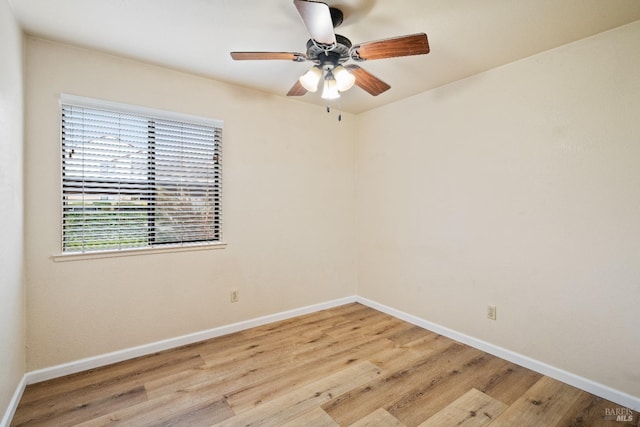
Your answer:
(11, 303), (639, 426)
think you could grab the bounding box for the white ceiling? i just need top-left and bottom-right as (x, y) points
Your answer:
(9, 0), (640, 113)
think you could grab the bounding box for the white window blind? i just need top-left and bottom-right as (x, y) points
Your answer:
(61, 96), (222, 253)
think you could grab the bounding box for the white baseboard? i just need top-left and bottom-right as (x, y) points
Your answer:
(356, 296), (640, 412)
(24, 295), (357, 385)
(1, 375), (26, 427)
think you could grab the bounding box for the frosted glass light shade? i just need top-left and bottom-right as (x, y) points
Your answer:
(299, 66), (322, 92)
(333, 65), (356, 91)
(321, 76), (340, 100)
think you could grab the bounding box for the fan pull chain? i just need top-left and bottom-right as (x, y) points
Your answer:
(326, 103), (343, 122)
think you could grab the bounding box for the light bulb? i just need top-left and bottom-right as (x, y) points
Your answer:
(321, 74), (340, 100)
(333, 65), (356, 91)
(299, 66), (322, 92)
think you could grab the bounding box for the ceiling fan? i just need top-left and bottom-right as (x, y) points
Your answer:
(230, 0), (430, 100)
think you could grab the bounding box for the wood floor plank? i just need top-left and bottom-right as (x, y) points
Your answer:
(148, 398), (235, 427)
(386, 325), (438, 347)
(281, 408), (339, 427)
(322, 341), (476, 425)
(75, 391), (233, 426)
(477, 361), (543, 405)
(418, 388), (507, 427)
(225, 335), (395, 413)
(145, 327), (330, 400)
(322, 313), (408, 343)
(321, 306), (391, 335)
(369, 333), (455, 373)
(349, 408), (407, 427)
(387, 350), (510, 425)
(10, 386), (147, 427)
(488, 376), (584, 427)
(212, 361), (382, 427)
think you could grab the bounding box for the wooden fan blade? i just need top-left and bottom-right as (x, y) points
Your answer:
(345, 65), (390, 96)
(287, 80), (308, 96)
(352, 33), (429, 61)
(230, 52), (306, 61)
(294, 0), (336, 46)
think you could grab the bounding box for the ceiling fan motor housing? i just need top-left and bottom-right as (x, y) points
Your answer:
(305, 34), (352, 69)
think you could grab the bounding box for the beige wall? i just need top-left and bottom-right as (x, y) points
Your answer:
(0, 0), (25, 417)
(357, 21), (640, 397)
(24, 37), (357, 370)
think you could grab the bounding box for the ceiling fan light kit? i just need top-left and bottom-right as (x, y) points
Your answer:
(299, 65), (322, 92)
(321, 70), (340, 100)
(230, 0), (430, 102)
(333, 65), (356, 92)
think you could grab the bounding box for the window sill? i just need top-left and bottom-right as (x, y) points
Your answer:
(52, 242), (227, 262)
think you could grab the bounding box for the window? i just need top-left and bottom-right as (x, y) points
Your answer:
(60, 95), (222, 254)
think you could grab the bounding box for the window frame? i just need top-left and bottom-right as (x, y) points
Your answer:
(55, 94), (226, 261)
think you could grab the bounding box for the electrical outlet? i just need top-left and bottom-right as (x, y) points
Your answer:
(487, 305), (497, 320)
(230, 290), (239, 303)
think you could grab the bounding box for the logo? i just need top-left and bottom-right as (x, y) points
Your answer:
(604, 407), (634, 422)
